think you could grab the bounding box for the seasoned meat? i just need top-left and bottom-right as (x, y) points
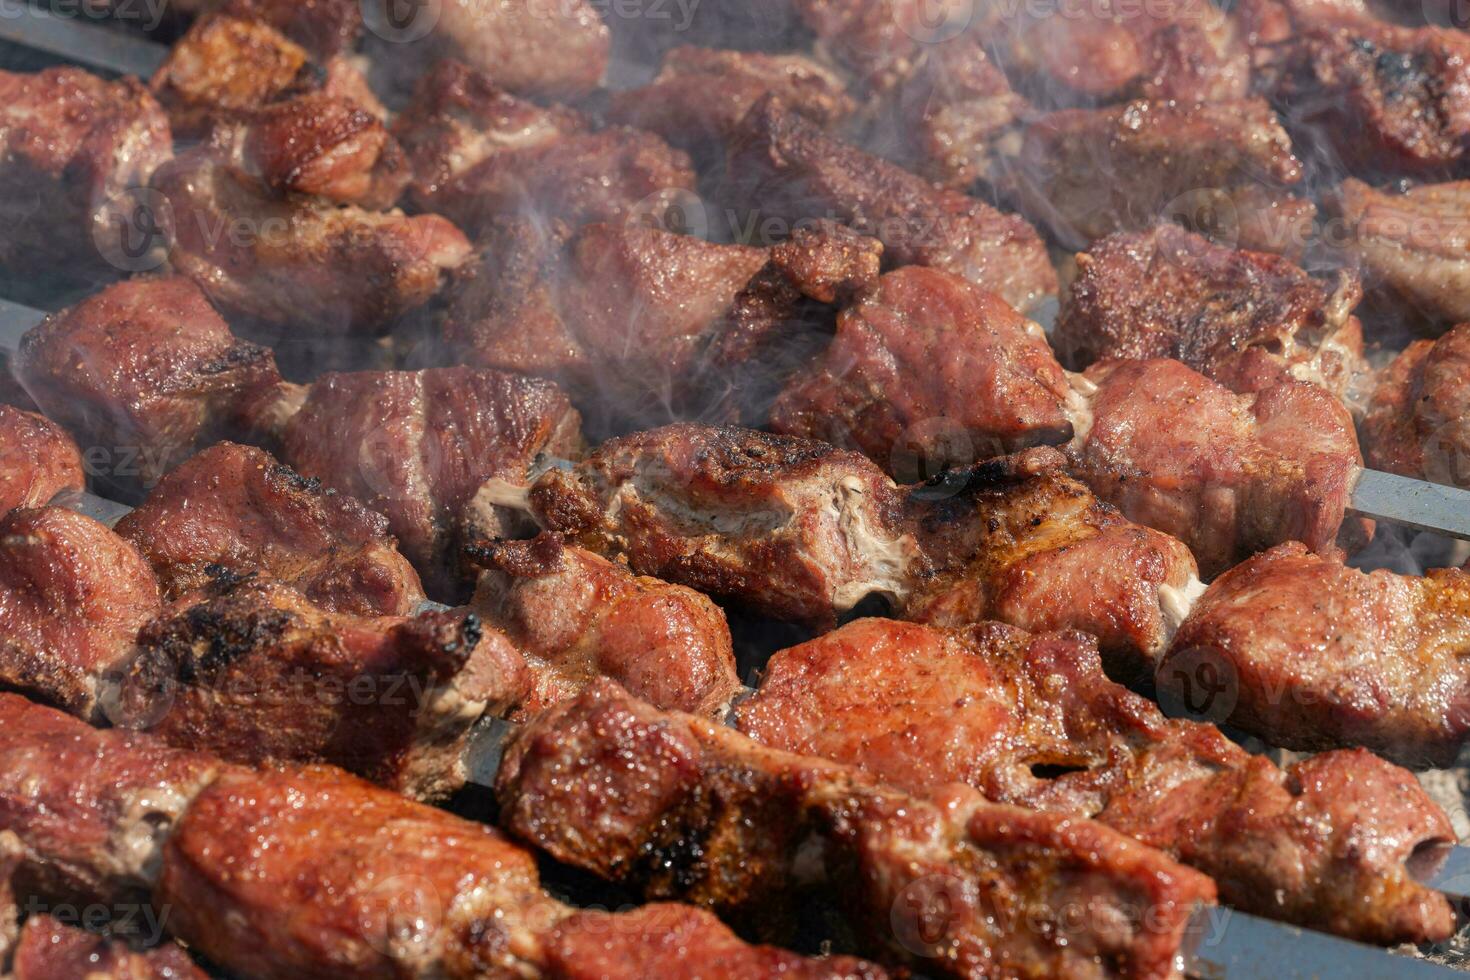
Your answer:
(115, 442), (426, 617)
(152, 146), (470, 338)
(0, 508), (161, 720)
(280, 366), (583, 598)
(0, 693), (219, 908)
(1362, 323), (1470, 484)
(497, 680), (1216, 978)
(1165, 542), (1470, 767)
(1066, 359), (1365, 577)
(425, 0), (610, 100)
(393, 60), (694, 238)
(1335, 177), (1470, 326)
(15, 277), (282, 495)
(0, 67), (171, 281)
(467, 534), (741, 719)
(724, 95), (1058, 314)
(1012, 99), (1315, 256)
(11, 915), (208, 980)
(737, 618), (1455, 945)
(116, 579), (526, 800)
(221, 0), (363, 59)
(769, 266), (1075, 481)
(0, 406), (83, 517)
(1057, 225), (1370, 409)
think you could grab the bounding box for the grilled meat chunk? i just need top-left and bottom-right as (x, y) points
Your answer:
(737, 618), (1455, 944)
(724, 95), (1057, 314)
(424, 0), (610, 100)
(14, 277), (282, 495)
(392, 60), (695, 238)
(0, 831), (19, 963)
(1012, 99), (1314, 256)
(1057, 225), (1370, 408)
(0, 406), (83, 517)
(1362, 322), (1470, 484)
(11, 916), (208, 980)
(0, 508), (161, 720)
(0, 67), (171, 281)
(467, 534), (741, 719)
(0, 693), (219, 908)
(115, 442), (425, 617)
(1066, 359), (1364, 577)
(769, 266), (1074, 481)
(280, 366), (583, 598)
(1165, 542), (1470, 767)
(153, 146), (471, 338)
(497, 680), (1216, 978)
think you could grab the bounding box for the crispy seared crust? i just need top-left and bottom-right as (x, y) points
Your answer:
(0, 406), (83, 517)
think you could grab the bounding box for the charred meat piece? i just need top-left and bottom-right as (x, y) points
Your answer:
(1012, 99), (1314, 256)
(467, 534), (741, 719)
(769, 266), (1075, 481)
(114, 442), (425, 617)
(0, 693), (219, 908)
(1057, 225), (1370, 408)
(1335, 177), (1470, 326)
(393, 60), (695, 238)
(1165, 542), (1470, 767)
(0, 406), (83, 517)
(0, 67), (171, 281)
(115, 579), (526, 800)
(279, 366), (583, 598)
(15, 277), (282, 495)
(11, 915), (208, 980)
(1362, 322), (1470, 484)
(724, 95), (1057, 314)
(1066, 359), (1365, 577)
(497, 680), (1216, 978)
(153, 145), (471, 338)
(0, 508), (161, 721)
(737, 618), (1455, 944)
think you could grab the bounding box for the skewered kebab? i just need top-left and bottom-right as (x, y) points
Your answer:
(1363, 321), (1470, 486)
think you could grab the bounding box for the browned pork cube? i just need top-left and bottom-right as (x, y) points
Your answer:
(1362, 322), (1470, 485)
(0, 406), (83, 516)
(11, 915), (208, 980)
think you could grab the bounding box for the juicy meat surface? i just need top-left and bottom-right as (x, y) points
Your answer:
(468, 535), (741, 719)
(393, 60), (695, 238)
(1057, 225), (1369, 409)
(0, 67), (172, 280)
(280, 366), (583, 598)
(0, 508), (161, 720)
(1166, 542), (1470, 767)
(1012, 99), (1314, 256)
(1066, 359), (1365, 578)
(769, 266), (1075, 481)
(15, 277), (282, 495)
(724, 95), (1058, 314)
(497, 680), (1216, 979)
(0, 406), (83, 517)
(427, 0), (610, 100)
(1362, 323), (1470, 484)
(115, 442), (426, 617)
(11, 915), (208, 980)
(1336, 177), (1470, 325)
(736, 618), (1455, 944)
(0, 693), (219, 908)
(152, 146), (470, 338)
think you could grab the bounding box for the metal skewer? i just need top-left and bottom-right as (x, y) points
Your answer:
(0, 1), (165, 76)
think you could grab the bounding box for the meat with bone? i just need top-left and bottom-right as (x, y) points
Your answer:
(724, 95), (1058, 315)
(113, 442), (426, 617)
(0, 67), (172, 282)
(735, 617), (1455, 944)
(10, 915), (209, 980)
(392, 60), (696, 238)
(113, 578), (526, 800)
(1164, 541), (1470, 768)
(278, 366), (583, 598)
(0, 406), (83, 517)
(1056, 225), (1370, 408)
(0, 508), (161, 721)
(1065, 358), (1365, 578)
(496, 680), (1216, 978)
(1010, 99), (1315, 257)
(152, 145), (471, 338)
(14, 277), (282, 496)
(768, 265), (1075, 481)
(1362, 322), (1470, 485)
(1334, 177), (1470, 326)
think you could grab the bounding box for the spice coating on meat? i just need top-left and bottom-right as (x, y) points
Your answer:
(737, 618), (1455, 944)
(0, 406), (83, 517)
